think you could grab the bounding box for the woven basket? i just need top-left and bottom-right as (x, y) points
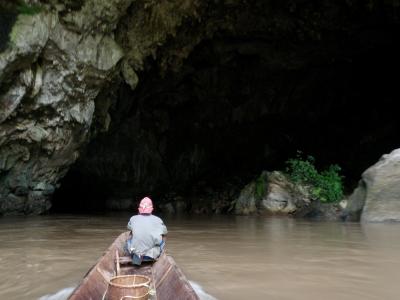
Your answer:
(106, 274), (151, 300)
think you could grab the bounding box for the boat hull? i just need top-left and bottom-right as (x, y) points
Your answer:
(68, 232), (199, 300)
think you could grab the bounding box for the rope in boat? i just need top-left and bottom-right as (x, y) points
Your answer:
(150, 261), (158, 300)
(97, 267), (110, 300)
(155, 264), (173, 289)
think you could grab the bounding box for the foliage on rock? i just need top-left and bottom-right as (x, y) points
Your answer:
(16, 2), (43, 15)
(285, 152), (343, 203)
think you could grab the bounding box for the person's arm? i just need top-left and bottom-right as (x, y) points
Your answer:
(161, 219), (167, 242)
(127, 217), (134, 231)
(161, 220), (167, 232)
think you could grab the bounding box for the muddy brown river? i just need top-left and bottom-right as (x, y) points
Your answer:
(0, 214), (399, 300)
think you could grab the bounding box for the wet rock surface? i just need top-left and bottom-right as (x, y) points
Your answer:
(235, 171), (309, 215)
(344, 149), (400, 222)
(234, 171), (344, 220)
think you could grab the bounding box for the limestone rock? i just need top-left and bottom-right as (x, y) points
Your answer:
(160, 199), (187, 215)
(262, 172), (298, 214)
(0, 3), (125, 215)
(345, 149), (400, 222)
(234, 181), (259, 215)
(1, 0), (230, 214)
(121, 60), (139, 90)
(0, 84), (26, 123)
(235, 171), (311, 215)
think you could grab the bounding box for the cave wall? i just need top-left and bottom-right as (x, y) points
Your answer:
(0, 1), (135, 214)
(0, 0), (196, 214)
(1, 0), (400, 214)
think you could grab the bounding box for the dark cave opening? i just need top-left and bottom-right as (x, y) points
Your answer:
(52, 22), (400, 213)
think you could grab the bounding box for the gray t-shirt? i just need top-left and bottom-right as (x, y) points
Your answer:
(127, 214), (168, 259)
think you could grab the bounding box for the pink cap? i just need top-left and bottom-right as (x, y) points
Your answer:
(138, 197), (153, 214)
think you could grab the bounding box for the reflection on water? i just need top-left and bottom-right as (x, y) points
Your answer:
(0, 214), (400, 300)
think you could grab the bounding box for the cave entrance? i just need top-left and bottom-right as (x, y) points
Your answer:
(52, 26), (400, 213)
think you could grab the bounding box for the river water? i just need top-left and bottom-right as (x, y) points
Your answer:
(0, 214), (399, 300)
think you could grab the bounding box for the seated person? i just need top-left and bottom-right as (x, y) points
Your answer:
(126, 197), (168, 265)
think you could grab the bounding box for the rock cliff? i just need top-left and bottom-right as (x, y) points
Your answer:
(0, 1), (127, 214)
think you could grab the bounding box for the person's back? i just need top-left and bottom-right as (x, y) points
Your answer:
(126, 197), (167, 264)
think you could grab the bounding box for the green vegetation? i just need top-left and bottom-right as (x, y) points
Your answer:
(285, 152), (344, 203)
(0, 1), (43, 51)
(16, 2), (43, 15)
(0, 1), (43, 15)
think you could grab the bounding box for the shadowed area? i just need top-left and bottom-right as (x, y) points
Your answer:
(53, 25), (400, 212)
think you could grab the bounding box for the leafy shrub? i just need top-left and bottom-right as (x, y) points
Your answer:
(17, 3), (42, 15)
(285, 152), (344, 203)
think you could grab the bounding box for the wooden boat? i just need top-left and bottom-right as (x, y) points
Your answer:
(68, 231), (199, 300)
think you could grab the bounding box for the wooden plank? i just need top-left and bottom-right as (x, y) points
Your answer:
(118, 256), (133, 264)
(115, 250), (120, 276)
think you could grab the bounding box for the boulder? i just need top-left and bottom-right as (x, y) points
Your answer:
(344, 149), (400, 222)
(235, 171), (311, 215)
(160, 198), (187, 215)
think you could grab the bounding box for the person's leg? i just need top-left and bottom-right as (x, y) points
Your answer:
(124, 239), (132, 255)
(142, 256), (155, 262)
(142, 243), (165, 262)
(132, 254), (143, 265)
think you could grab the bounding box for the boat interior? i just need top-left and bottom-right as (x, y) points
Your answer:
(69, 232), (198, 300)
